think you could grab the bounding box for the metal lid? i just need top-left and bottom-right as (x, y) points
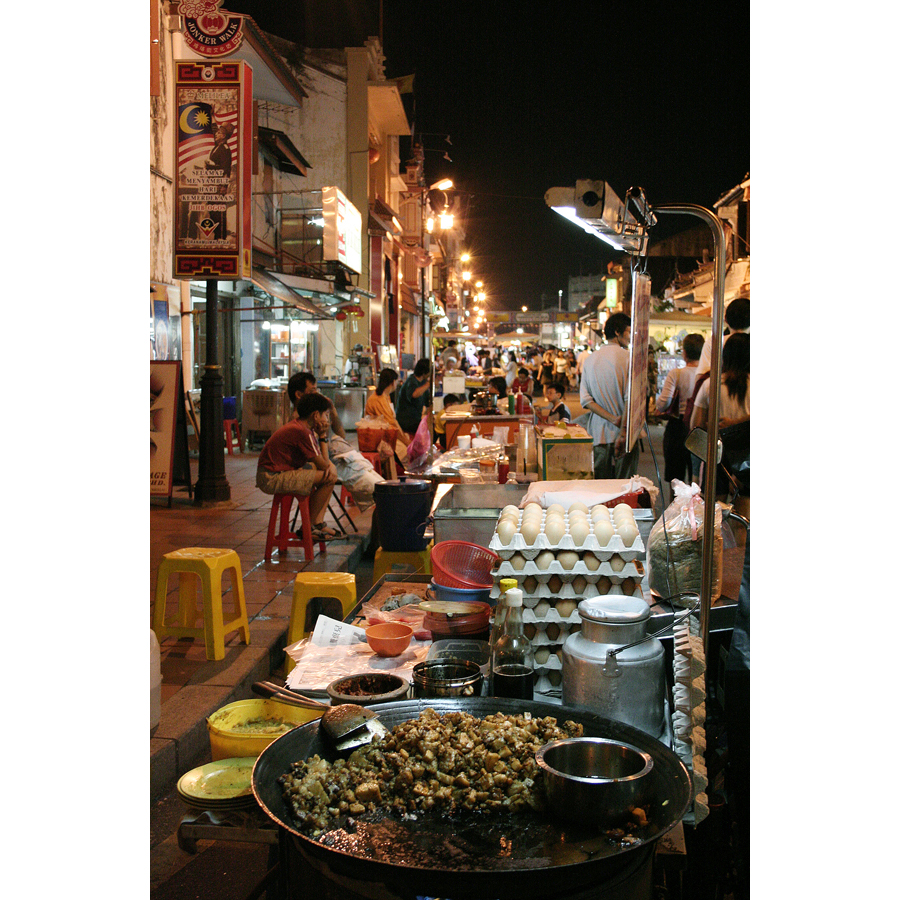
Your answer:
(577, 596), (650, 624)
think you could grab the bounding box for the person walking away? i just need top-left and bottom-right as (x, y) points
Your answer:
(553, 350), (570, 391)
(504, 350), (518, 390)
(655, 333), (704, 501)
(579, 312), (639, 480)
(256, 392), (340, 541)
(396, 358), (432, 442)
(542, 381), (571, 424)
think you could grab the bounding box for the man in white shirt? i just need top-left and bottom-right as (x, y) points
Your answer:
(579, 313), (640, 479)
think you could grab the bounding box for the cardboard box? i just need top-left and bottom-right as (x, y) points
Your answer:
(536, 425), (593, 480)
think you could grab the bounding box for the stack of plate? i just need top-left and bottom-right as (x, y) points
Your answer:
(176, 757), (258, 812)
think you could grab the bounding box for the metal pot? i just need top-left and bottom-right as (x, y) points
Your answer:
(561, 597), (667, 740)
(251, 697), (691, 900)
(412, 659), (483, 698)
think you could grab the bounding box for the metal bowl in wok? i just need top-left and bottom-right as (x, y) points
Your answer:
(536, 737), (654, 826)
(251, 698), (690, 900)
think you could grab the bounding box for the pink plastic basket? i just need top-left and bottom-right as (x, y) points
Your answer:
(430, 541), (500, 589)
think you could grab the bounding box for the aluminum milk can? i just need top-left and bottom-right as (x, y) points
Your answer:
(562, 596), (667, 740)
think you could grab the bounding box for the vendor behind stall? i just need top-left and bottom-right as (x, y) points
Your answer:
(433, 393), (464, 449)
(396, 358), (432, 441)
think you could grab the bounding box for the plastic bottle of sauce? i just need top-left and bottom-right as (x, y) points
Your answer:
(490, 587), (535, 700)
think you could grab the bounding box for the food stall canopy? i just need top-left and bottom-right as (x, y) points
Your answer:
(250, 267), (331, 318)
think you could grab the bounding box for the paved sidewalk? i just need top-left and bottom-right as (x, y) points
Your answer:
(150, 450), (374, 802)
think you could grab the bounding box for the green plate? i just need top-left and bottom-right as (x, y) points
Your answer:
(177, 757), (256, 802)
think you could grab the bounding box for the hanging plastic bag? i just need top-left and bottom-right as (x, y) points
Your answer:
(405, 415), (432, 468)
(647, 480), (723, 605)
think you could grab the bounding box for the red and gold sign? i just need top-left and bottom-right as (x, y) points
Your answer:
(174, 60), (252, 280)
(178, 1), (244, 58)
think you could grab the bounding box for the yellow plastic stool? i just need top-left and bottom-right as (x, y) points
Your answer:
(152, 548), (250, 661)
(373, 542), (433, 583)
(286, 573), (357, 674)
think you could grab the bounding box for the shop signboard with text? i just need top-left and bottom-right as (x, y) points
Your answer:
(174, 59), (252, 280)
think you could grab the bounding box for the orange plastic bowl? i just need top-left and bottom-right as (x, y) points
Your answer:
(366, 622), (414, 657)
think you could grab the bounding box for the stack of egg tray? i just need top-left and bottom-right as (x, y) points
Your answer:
(489, 508), (646, 693)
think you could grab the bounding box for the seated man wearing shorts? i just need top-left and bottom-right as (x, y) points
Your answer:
(256, 392), (339, 540)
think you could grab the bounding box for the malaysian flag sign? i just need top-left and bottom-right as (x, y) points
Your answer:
(174, 61), (252, 280)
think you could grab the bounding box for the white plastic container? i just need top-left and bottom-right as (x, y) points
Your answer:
(151, 629), (161, 732)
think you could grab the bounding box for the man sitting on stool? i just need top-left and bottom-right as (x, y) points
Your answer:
(256, 392), (340, 541)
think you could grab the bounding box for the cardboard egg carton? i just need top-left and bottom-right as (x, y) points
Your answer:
(535, 669), (563, 693)
(494, 555), (643, 583)
(490, 512), (645, 562)
(492, 575), (644, 603)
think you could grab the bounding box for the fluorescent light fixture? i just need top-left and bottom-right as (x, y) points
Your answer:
(545, 181), (648, 253)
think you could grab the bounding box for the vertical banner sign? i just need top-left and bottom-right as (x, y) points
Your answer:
(174, 60), (252, 280)
(625, 272), (651, 453)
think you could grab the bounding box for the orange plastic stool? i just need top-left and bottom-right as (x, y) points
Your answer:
(264, 493), (326, 561)
(223, 419), (242, 454)
(152, 548), (250, 661)
(360, 451), (382, 476)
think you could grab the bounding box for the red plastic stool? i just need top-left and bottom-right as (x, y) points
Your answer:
(224, 419), (242, 454)
(264, 493), (326, 562)
(360, 451), (382, 476)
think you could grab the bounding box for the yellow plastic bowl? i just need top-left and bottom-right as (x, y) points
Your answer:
(207, 698), (323, 760)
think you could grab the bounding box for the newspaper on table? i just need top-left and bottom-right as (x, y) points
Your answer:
(284, 615), (430, 694)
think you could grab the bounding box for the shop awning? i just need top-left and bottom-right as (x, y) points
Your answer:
(368, 197), (402, 236)
(257, 127), (311, 176)
(250, 267), (329, 318)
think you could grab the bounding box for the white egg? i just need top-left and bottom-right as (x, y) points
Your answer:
(496, 519), (516, 545)
(594, 520), (615, 546)
(534, 599), (551, 617)
(569, 501), (589, 515)
(543, 518), (566, 545)
(591, 505), (611, 522)
(535, 647), (551, 665)
(510, 552), (527, 571)
(557, 550), (579, 570)
(618, 522), (639, 547)
(502, 504), (521, 519)
(609, 554), (626, 572)
(613, 503), (633, 520)
(582, 552), (601, 571)
(569, 520), (590, 545)
(522, 508), (543, 525)
(536, 550), (556, 570)
(519, 520), (540, 545)
(524, 502), (543, 516)
(547, 503), (566, 518)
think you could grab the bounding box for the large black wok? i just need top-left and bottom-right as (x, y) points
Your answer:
(252, 698), (691, 900)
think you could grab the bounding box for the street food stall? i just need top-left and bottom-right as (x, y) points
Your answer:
(181, 192), (743, 900)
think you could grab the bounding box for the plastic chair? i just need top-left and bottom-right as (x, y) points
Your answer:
(223, 419), (242, 454)
(373, 542), (433, 583)
(265, 493), (326, 562)
(286, 573), (357, 673)
(152, 548), (250, 661)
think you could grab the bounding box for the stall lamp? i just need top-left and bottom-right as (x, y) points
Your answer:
(545, 180), (649, 254)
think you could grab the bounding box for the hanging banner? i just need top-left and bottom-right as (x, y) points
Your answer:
(625, 272), (651, 453)
(174, 59), (252, 280)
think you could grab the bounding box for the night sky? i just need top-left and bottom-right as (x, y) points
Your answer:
(223, 1), (750, 309)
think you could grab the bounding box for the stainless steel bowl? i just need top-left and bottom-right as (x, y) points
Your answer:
(412, 659), (483, 698)
(535, 737), (654, 826)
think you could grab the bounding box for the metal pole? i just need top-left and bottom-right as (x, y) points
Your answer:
(195, 279), (231, 503)
(653, 204), (726, 653)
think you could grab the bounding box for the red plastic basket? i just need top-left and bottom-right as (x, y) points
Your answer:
(430, 541), (500, 589)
